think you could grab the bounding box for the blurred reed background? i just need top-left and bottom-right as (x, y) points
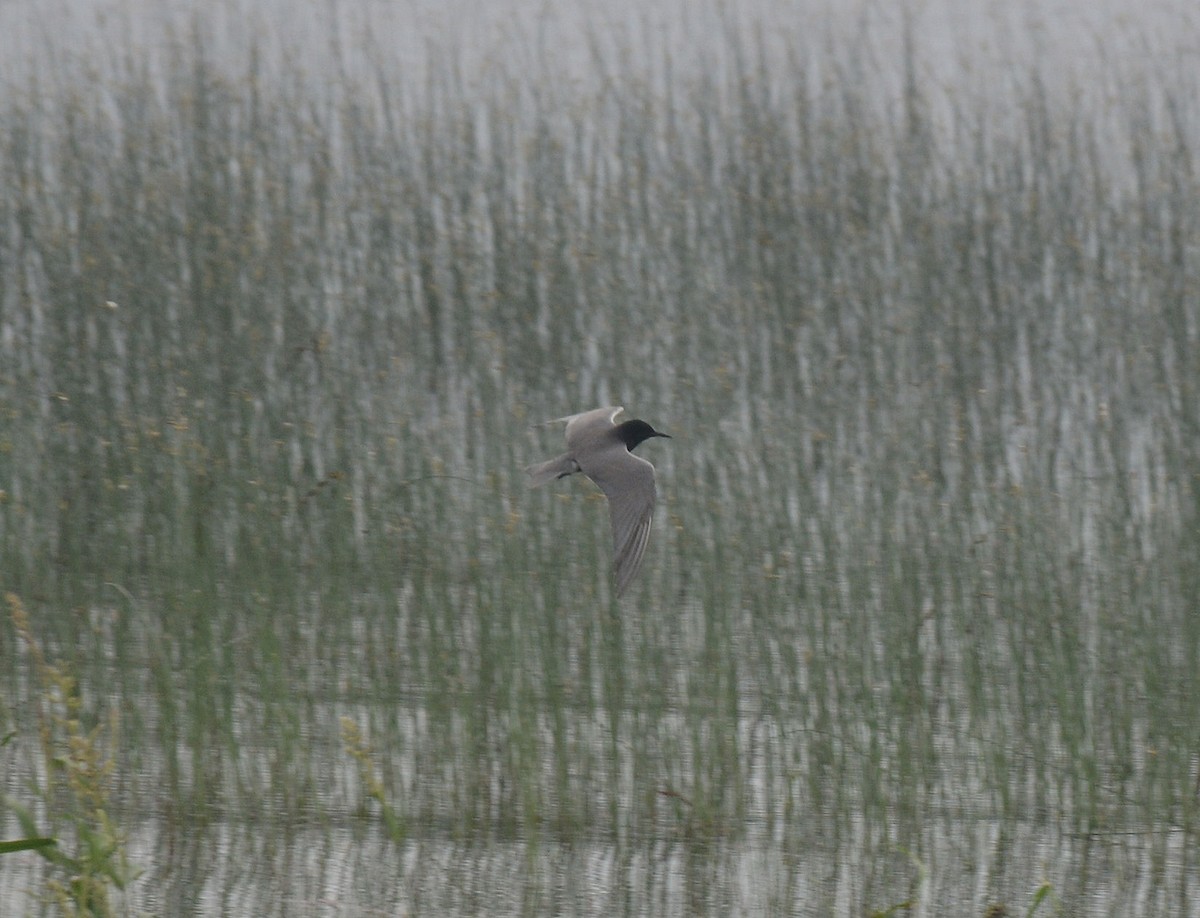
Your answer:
(1, 1), (1198, 914)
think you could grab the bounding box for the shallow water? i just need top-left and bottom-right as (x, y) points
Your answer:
(2, 1), (1199, 915)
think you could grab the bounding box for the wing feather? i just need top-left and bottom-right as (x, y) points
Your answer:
(613, 506), (653, 596)
(580, 445), (657, 596)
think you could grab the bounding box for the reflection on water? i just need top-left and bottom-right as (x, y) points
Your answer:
(4, 679), (1196, 914)
(7, 809), (1186, 914)
(2, 1), (1199, 915)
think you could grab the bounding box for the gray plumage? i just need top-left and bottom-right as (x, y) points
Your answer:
(526, 406), (670, 596)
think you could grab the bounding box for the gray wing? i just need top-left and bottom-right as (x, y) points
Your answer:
(565, 406), (623, 450)
(583, 446), (656, 596)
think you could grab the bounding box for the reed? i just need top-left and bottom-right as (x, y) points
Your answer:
(1, 5), (1198, 914)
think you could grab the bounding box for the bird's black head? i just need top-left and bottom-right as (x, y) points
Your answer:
(615, 419), (671, 452)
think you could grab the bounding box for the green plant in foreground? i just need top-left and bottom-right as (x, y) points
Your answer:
(1024, 880), (1059, 917)
(341, 716), (405, 843)
(0, 836), (57, 854)
(0, 727), (55, 855)
(981, 879), (1061, 918)
(6, 592), (137, 916)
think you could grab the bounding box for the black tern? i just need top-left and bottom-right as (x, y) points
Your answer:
(526, 406), (671, 596)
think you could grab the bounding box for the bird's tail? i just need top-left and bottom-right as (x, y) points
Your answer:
(524, 454), (579, 488)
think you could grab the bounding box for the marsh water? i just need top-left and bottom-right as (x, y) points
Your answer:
(2, 1), (1199, 914)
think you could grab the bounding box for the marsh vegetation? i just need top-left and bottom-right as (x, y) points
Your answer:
(1, 2), (1198, 914)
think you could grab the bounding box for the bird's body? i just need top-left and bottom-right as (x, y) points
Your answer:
(526, 406), (670, 596)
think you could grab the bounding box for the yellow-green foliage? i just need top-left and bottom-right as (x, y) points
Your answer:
(7, 592), (137, 916)
(341, 715), (405, 843)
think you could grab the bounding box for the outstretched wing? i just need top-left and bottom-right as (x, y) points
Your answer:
(585, 446), (656, 596)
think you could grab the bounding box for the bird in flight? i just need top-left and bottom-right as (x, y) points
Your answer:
(526, 406), (671, 596)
